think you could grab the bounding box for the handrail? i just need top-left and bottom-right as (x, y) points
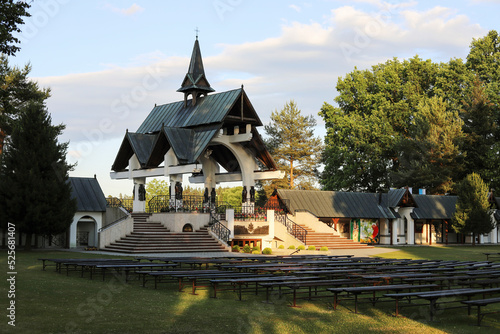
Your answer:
(208, 210), (230, 244)
(275, 211), (307, 244)
(98, 215), (130, 232)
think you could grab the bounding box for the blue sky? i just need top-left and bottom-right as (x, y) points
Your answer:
(9, 0), (500, 196)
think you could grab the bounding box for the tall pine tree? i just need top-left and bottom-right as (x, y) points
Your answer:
(264, 100), (323, 190)
(1, 55), (50, 154)
(452, 173), (494, 245)
(0, 101), (76, 249)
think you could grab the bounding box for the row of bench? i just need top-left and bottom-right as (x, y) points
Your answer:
(39, 255), (500, 326)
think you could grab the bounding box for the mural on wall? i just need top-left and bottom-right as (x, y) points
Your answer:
(234, 222), (269, 235)
(351, 219), (379, 243)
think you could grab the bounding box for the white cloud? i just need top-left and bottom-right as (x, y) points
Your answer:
(105, 3), (144, 16)
(289, 4), (302, 12)
(35, 3), (489, 194)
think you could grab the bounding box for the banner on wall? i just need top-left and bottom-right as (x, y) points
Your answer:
(351, 219), (379, 243)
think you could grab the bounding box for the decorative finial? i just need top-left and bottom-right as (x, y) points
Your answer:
(241, 84), (244, 89)
(195, 27), (199, 40)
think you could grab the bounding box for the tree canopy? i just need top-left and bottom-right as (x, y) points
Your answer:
(0, 0), (31, 56)
(320, 30), (500, 193)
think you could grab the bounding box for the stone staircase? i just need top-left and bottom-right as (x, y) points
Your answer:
(299, 224), (374, 249)
(102, 213), (229, 253)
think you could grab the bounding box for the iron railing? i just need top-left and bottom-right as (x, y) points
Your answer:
(208, 213), (230, 244)
(233, 204), (267, 221)
(147, 195), (209, 213)
(106, 197), (133, 213)
(275, 211), (307, 244)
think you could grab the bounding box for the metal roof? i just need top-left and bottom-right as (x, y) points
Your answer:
(163, 124), (220, 164)
(411, 195), (457, 220)
(276, 189), (398, 219)
(68, 177), (106, 212)
(177, 38), (214, 94)
(127, 133), (157, 166)
(137, 88), (245, 133)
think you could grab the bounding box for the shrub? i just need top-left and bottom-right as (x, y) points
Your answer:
(288, 245), (295, 250)
(307, 245), (316, 251)
(262, 247), (272, 255)
(320, 246), (329, 251)
(278, 245), (285, 249)
(252, 246), (260, 252)
(297, 245), (305, 250)
(242, 245), (252, 253)
(232, 245), (240, 252)
(252, 250), (261, 254)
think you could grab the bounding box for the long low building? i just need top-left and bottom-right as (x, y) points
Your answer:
(273, 188), (500, 246)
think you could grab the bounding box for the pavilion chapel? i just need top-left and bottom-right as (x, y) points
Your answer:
(110, 37), (282, 213)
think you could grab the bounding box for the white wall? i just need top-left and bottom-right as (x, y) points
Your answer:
(98, 216), (134, 249)
(151, 212), (211, 232)
(69, 211), (103, 248)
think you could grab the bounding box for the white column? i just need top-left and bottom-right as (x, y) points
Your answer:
(392, 219), (399, 245)
(262, 210), (275, 249)
(226, 209), (234, 238)
(133, 177), (146, 212)
(69, 219), (77, 248)
(407, 217), (415, 245)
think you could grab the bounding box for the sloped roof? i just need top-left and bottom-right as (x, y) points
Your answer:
(68, 177), (106, 212)
(411, 195), (457, 220)
(277, 189), (398, 219)
(137, 88), (261, 133)
(112, 87), (277, 171)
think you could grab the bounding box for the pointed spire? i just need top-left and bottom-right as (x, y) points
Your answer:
(177, 37), (214, 106)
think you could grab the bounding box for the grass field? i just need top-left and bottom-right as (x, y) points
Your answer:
(1, 245), (500, 334)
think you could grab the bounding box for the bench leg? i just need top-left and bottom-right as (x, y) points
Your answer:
(477, 306), (481, 327)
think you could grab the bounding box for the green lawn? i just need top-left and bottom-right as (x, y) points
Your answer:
(1, 246), (499, 334)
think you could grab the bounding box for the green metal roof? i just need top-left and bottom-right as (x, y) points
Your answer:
(137, 88), (248, 133)
(277, 189), (398, 219)
(68, 177), (106, 212)
(411, 195), (457, 220)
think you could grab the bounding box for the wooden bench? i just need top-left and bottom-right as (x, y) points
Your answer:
(461, 297), (500, 326)
(415, 287), (500, 321)
(327, 284), (437, 313)
(259, 278), (382, 307)
(484, 252), (500, 261)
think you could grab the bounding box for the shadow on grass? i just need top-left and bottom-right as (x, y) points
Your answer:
(2, 249), (499, 333)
